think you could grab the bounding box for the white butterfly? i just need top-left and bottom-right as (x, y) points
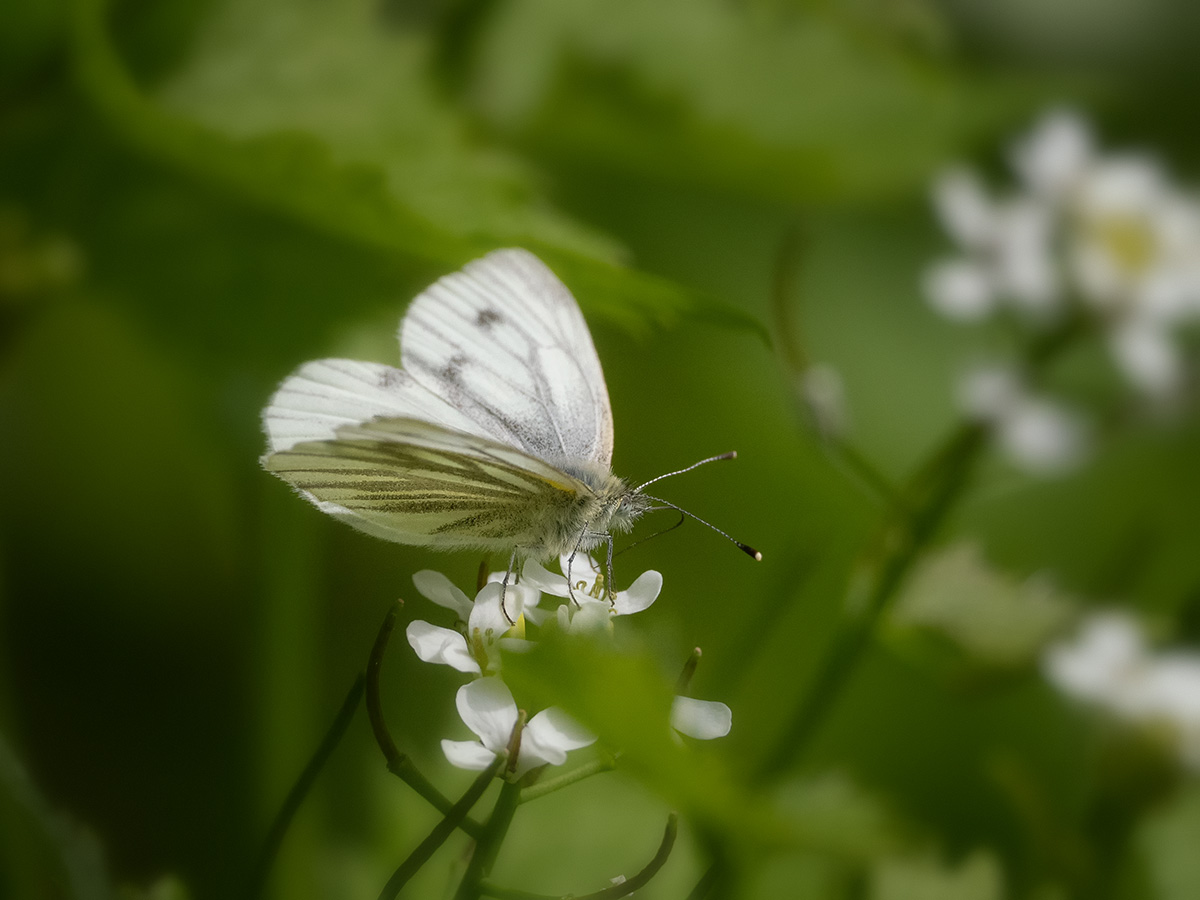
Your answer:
(261, 248), (758, 581)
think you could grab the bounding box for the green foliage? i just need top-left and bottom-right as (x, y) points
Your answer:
(2, 0), (1200, 897)
(888, 542), (1077, 671)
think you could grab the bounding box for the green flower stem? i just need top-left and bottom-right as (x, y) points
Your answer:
(769, 223), (903, 511)
(455, 778), (524, 900)
(245, 674), (365, 900)
(684, 862), (724, 900)
(367, 603), (484, 839)
(517, 756), (617, 805)
(478, 814), (679, 900)
(376, 755), (505, 900)
(759, 317), (1085, 778)
(758, 422), (985, 777)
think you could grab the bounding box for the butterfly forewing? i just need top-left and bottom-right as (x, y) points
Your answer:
(262, 358), (495, 453)
(264, 417), (590, 552)
(399, 249), (614, 467)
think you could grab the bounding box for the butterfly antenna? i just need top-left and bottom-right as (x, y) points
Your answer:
(635, 452), (738, 492)
(642, 495), (762, 561)
(614, 511), (687, 557)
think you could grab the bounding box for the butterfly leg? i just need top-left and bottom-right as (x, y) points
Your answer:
(565, 545), (581, 606)
(499, 547), (520, 625)
(603, 533), (616, 603)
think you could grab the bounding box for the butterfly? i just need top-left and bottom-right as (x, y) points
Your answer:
(261, 248), (758, 588)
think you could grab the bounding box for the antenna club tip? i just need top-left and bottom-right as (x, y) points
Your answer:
(737, 542), (763, 561)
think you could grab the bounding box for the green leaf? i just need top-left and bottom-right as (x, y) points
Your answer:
(0, 732), (112, 900)
(0, 299), (240, 617)
(71, 0), (763, 338)
(474, 0), (1052, 203)
(1134, 782), (1200, 900)
(869, 850), (1004, 900)
(500, 636), (785, 855)
(774, 771), (914, 860)
(501, 636), (915, 861)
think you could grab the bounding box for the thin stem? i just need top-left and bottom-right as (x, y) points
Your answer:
(478, 814), (679, 900)
(769, 222), (902, 510)
(676, 647), (702, 695)
(455, 779), (524, 900)
(758, 316), (1084, 778)
(367, 602), (483, 839)
(376, 756), (504, 900)
(245, 674), (365, 900)
(685, 862), (723, 900)
(517, 756), (616, 805)
(758, 424), (984, 777)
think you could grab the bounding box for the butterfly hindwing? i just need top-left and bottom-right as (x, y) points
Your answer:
(263, 417), (591, 552)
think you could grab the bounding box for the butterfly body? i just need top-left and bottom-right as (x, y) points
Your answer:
(262, 249), (650, 564)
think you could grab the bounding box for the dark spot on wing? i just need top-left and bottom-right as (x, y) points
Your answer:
(440, 353), (468, 384)
(475, 308), (503, 329)
(378, 368), (406, 389)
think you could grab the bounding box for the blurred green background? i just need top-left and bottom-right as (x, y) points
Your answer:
(4, 0), (1200, 898)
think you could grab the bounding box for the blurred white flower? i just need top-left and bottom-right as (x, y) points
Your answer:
(406, 570), (541, 675)
(1045, 612), (1200, 770)
(929, 108), (1200, 399)
(1010, 108), (1093, 200)
(958, 364), (1086, 475)
(799, 364), (850, 439)
(926, 168), (1059, 320)
(441, 677), (595, 777)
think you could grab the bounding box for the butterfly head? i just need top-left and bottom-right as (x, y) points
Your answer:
(608, 486), (653, 533)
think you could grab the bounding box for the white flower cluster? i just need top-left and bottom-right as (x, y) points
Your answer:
(927, 110), (1200, 470)
(1044, 612), (1200, 770)
(957, 365), (1086, 475)
(405, 556), (732, 777)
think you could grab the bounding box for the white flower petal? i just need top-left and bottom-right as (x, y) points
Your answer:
(413, 570), (474, 619)
(1109, 320), (1181, 397)
(958, 365), (1021, 421)
(523, 605), (552, 627)
(406, 620), (479, 674)
(485, 571), (542, 614)
(1140, 656), (1200, 723)
(567, 600), (613, 636)
(800, 364), (850, 438)
(998, 397), (1086, 475)
(671, 696), (733, 740)
(932, 167), (996, 248)
(497, 636), (535, 655)
(1011, 109), (1092, 199)
(613, 570), (663, 616)
(523, 707), (596, 767)
(441, 739), (498, 771)
(456, 678), (519, 754)
(924, 259), (996, 321)
(559, 553), (603, 591)
(994, 201), (1060, 313)
(521, 558), (570, 598)
(1044, 613), (1145, 707)
(469, 583), (522, 641)
(1076, 156), (1166, 218)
